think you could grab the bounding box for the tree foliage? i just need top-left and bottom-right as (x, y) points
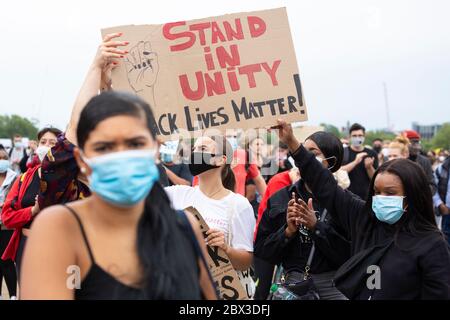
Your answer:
(364, 130), (396, 146)
(430, 123), (450, 150)
(320, 123), (342, 139)
(0, 115), (39, 139)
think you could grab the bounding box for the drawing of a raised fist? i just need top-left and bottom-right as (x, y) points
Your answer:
(125, 41), (159, 93)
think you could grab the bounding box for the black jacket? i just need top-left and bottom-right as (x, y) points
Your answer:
(411, 154), (437, 195)
(291, 144), (450, 299)
(254, 180), (350, 275)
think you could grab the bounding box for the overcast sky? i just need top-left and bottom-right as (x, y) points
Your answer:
(1, 0), (449, 133)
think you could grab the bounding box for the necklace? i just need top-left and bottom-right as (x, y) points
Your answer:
(205, 187), (226, 199)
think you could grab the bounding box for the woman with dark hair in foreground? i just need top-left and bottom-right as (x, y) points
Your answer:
(19, 91), (217, 300)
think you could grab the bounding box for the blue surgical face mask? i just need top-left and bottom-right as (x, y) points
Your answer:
(0, 160), (9, 173)
(14, 141), (24, 149)
(83, 149), (159, 207)
(372, 195), (406, 224)
(227, 137), (239, 151)
(161, 152), (174, 163)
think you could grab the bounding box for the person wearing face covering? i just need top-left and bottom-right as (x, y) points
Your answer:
(1, 127), (62, 276)
(0, 149), (18, 299)
(252, 166), (299, 300)
(161, 144), (193, 187)
(38, 34), (170, 214)
(254, 132), (350, 300)
(9, 135), (27, 174)
(275, 119), (450, 300)
(20, 91), (217, 300)
(403, 130), (437, 195)
(341, 123), (378, 200)
(16, 140), (38, 174)
(164, 136), (256, 299)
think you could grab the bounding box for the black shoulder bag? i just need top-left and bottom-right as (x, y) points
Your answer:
(271, 209), (328, 300)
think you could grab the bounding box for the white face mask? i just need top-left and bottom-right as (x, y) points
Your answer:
(316, 155), (337, 171)
(439, 156), (446, 162)
(36, 146), (50, 162)
(350, 136), (365, 147)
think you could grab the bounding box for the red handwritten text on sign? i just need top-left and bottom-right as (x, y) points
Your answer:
(162, 17), (281, 101)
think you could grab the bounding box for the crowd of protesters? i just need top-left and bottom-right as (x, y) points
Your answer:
(0, 33), (449, 300)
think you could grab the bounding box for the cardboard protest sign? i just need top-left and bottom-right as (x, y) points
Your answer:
(184, 207), (249, 300)
(101, 7), (306, 141)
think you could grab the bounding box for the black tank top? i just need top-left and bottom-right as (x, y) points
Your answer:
(63, 205), (207, 300)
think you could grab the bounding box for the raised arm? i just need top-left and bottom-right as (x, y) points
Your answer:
(65, 33), (128, 145)
(274, 120), (366, 235)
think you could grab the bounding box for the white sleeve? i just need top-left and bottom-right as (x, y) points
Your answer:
(164, 185), (193, 211)
(230, 198), (256, 252)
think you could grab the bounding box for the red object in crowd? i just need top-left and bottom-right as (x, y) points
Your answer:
(254, 170), (292, 241)
(232, 149), (259, 196)
(403, 130), (421, 140)
(1, 164), (40, 261)
(27, 154), (40, 170)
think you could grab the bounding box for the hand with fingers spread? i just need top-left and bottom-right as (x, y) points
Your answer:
(296, 198), (318, 230)
(125, 41), (159, 93)
(94, 33), (130, 89)
(94, 32), (129, 70)
(205, 228), (228, 252)
(285, 192), (301, 238)
(66, 32), (129, 145)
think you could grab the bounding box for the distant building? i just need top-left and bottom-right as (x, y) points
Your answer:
(412, 122), (442, 140)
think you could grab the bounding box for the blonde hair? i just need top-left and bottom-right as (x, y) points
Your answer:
(389, 136), (410, 156)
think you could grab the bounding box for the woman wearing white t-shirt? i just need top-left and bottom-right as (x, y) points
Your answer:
(165, 135), (256, 298)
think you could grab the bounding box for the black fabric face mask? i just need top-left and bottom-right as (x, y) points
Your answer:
(189, 152), (220, 176)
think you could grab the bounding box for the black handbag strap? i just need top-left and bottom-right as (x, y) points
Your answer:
(304, 209), (328, 275)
